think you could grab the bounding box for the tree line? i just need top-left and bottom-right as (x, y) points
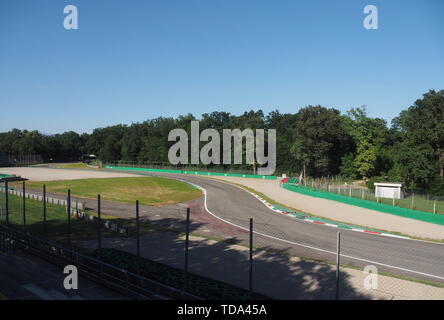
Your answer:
(1, 89), (443, 194)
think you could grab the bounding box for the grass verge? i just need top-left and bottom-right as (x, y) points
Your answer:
(52, 162), (92, 169)
(1, 193), (167, 249)
(23, 176), (202, 206)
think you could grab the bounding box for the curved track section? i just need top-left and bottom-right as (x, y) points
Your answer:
(106, 169), (444, 285)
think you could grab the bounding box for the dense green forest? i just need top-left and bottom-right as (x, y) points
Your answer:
(1, 89), (443, 194)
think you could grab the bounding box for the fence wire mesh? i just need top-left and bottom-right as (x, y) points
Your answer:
(1, 180), (444, 300)
(304, 179), (444, 215)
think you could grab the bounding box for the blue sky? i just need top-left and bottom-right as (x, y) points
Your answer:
(0, 0), (443, 134)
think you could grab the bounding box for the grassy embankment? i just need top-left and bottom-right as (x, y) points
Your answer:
(24, 176), (202, 206)
(3, 177), (201, 246)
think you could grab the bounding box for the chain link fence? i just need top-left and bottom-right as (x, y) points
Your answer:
(0, 154), (44, 167)
(300, 178), (444, 215)
(107, 161), (256, 175)
(1, 179), (444, 300)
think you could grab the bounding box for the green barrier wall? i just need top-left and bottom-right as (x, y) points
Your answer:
(105, 166), (183, 174)
(105, 166), (278, 180)
(283, 183), (444, 226)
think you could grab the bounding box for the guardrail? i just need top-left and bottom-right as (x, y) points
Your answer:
(0, 187), (86, 210)
(0, 186), (129, 237)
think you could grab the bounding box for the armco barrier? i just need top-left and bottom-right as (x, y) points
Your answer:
(283, 183), (444, 226)
(105, 166), (278, 180)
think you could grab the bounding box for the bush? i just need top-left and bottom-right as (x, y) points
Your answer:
(340, 153), (358, 179)
(366, 176), (386, 191)
(387, 164), (404, 183)
(428, 177), (444, 196)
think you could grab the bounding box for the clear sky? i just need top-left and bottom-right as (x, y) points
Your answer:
(0, 0), (443, 134)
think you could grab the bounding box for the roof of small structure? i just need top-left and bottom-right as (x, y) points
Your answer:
(374, 182), (402, 187)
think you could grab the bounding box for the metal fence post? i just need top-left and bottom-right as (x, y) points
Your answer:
(5, 181), (8, 225)
(136, 200), (140, 258)
(249, 218), (253, 299)
(184, 207), (190, 291)
(22, 181), (26, 229)
(67, 189), (71, 248)
(124, 270), (129, 298)
(336, 231), (341, 300)
(43, 184), (46, 237)
(98, 194), (101, 252)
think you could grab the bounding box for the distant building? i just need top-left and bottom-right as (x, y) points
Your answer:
(374, 182), (403, 199)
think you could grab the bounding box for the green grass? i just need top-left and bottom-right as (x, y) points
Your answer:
(1, 192), (170, 248)
(372, 194), (444, 214)
(328, 187), (444, 215)
(24, 177), (202, 206)
(2, 192), (97, 246)
(53, 162), (92, 169)
(317, 185), (444, 215)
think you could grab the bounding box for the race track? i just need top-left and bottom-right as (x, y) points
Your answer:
(126, 170), (444, 285)
(3, 166), (444, 286)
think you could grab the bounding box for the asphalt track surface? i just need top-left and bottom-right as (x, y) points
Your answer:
(107, 169), (444, 285)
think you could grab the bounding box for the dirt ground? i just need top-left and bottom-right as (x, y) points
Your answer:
(209, 176), (444, 240)
(0, 167), (140, 181)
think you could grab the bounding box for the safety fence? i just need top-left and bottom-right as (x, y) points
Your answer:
(299, 179), (444, 215)
(105, 165), (279, 180)
(0, 154), (43, 167)
(1, 180), (443, 300)
(0, 185), (129, 237)
(0, 225), (199, 300)
(108, 161), (257, 174)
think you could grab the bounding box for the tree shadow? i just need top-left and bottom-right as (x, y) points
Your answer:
(78, 214), (373, 300)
